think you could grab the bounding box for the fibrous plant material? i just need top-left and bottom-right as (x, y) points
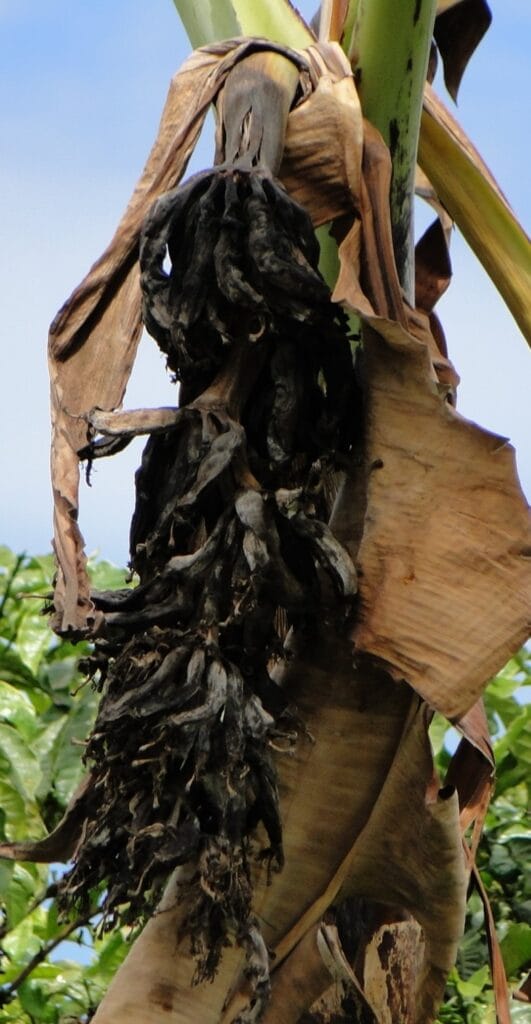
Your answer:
(58, 165), (359, 986)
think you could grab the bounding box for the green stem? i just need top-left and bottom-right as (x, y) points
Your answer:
(171, 0), (312, 49)
(349, 0), (437, 300)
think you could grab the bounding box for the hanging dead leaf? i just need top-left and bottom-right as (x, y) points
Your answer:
(434, 0), (492, 102)
(48, 37), (315, 635)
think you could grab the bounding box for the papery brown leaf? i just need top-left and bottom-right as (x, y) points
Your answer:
(333, 130), (529, 721)
(317, 0), (350, 43)
(453, 697), (493, 765)
(515, 971), (531, 1003)
(260, 921), (378, 1024)
(442, 699), (505, 1023)
(332, 126), (459, 394)
(415, 218), (452, 315)
(279, 42), (362, 226)
(92, 632), (418, 1024)
(349, 321), (531, 721)
(254, 700), (467, 1024)
(90, 866), (215, 1024)
(259, 925), (335, 1024)
(362, 917), (425, 1024)
(434, 0), (492, 102)
(446, 699), (493, 862)
(358, 120), (406, 326)
(48, 37), (314, 635)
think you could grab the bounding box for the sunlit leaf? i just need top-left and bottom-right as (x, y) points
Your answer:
(500, 923), (531, 978)
(0, 724), (41, 799)
(2, 863), (43, 930)
(0, 681), (38, 742)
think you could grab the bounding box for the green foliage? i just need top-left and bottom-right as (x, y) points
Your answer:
(0, 546), (529, 1020)
(0, 549), (130, 1023)
(435, 647), (531, 1022)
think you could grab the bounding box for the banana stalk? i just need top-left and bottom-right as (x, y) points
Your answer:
(1, 3), (525, 1024)
(347, 0), (438, 299)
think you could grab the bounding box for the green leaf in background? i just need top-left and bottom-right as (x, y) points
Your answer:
(0, 779), (44, 843)
(87, 557), (132, 593)
(454, 964), (491, 1000)
(46, 690), (98, 807)
(0, 725), (41, 800)
(1, 863), (46, 932)
(85, 930), (130, 988)
(0, 548), (132, 1021)
(0, 682), (38, 743)
(0, 648), (39, 692)
(500, 922), (531, 978)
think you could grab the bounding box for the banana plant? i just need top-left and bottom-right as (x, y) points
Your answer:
(1, 1), (529, 1022)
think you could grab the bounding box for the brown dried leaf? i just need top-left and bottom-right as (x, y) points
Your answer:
(89, 633), (419, 1024)
(279, 43), (362, 226)
(249, 701), (467, 1024)
(48, 38), (316, 635)
(516, 971), (531, 1003)
(329, 114), (530, 719)
(434, 0), (492, 102)
(415, 217), (452, 314)
(259, 921), (378, 1024)
(317, 0), (350, 43)
(350, 321), (531, 721)
(362, 918), (425, 1024)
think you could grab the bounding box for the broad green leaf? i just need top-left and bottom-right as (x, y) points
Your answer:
(87, 558), (131, 592)
(33, 718), (68, 802)
(43, 655), (81, 699)
(0, 547), (19, 575)
(500, 922), (531, 977)
(0, 724), (41, 798)
(86, 930), (130, 986)
(0, 859), (14, 899)
(46, 690), (98, 806)
(14, 612), (52, 676)
(0, 778), (44, 842)
(2, 913), (44, 963)
(487, 843), (519, 882)
(0, 647), (39, 690)
(495, 706), (531, 771)
(454, 964), (490, 999)
(0, 997), (27, 1023)
(16, 963), (63, 981)
(2, 863), (43, 930)
(29, 904), (55, 943)
(0, 681), (38, 742)
(18, 979), (59, 1022)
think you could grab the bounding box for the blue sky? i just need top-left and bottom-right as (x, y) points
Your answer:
(1, 0), (529, 568)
